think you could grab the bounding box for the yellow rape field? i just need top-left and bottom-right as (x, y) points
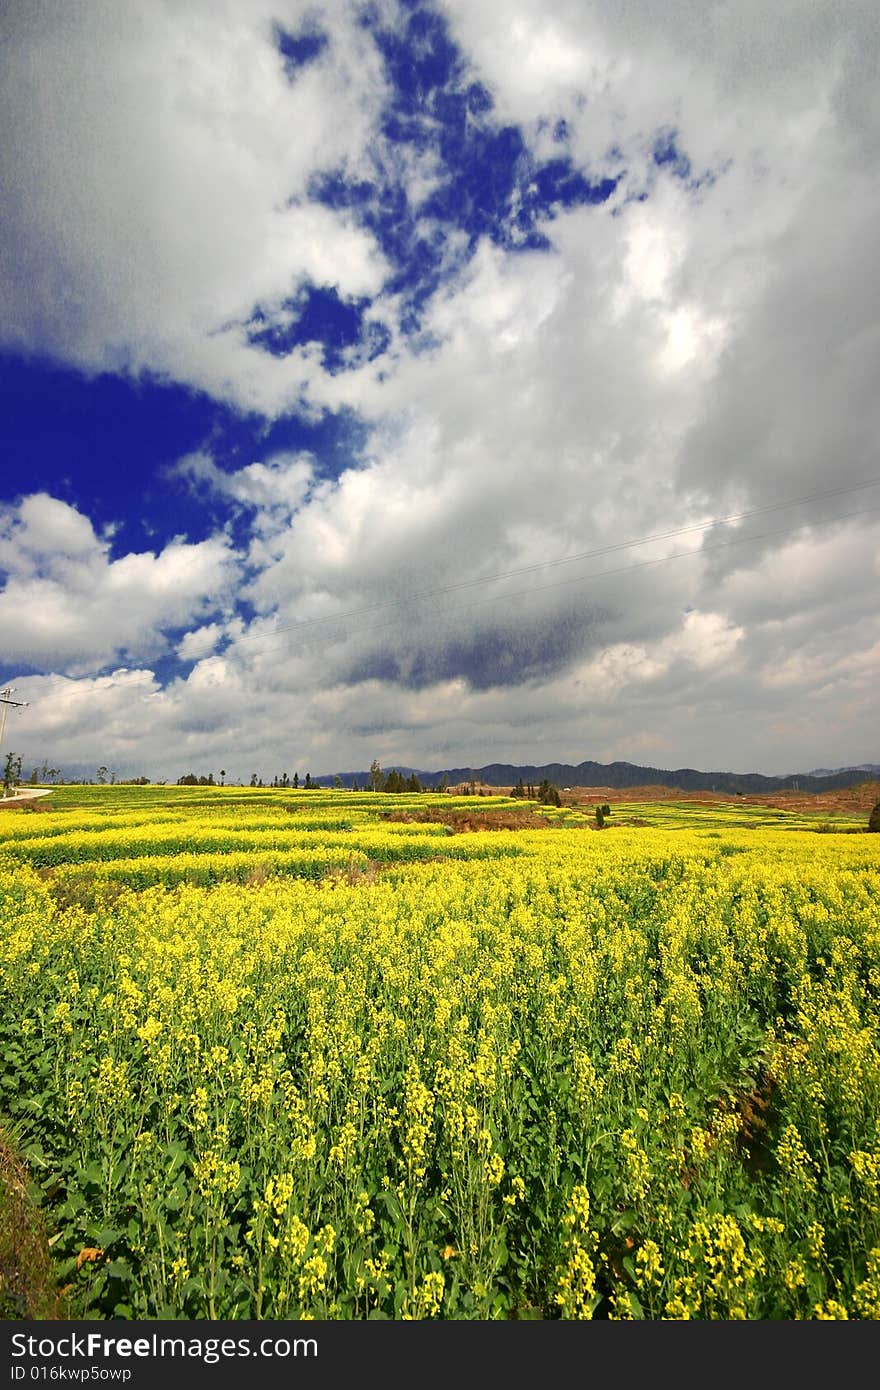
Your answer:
(1, 786), (878, 1319)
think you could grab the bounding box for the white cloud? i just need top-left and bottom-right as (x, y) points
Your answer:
(0, 0), (390, 414)
(0, 495), (240, 671)
(177, 624), (226, 663)
(174, 451), (314, 536)
(2, 1), (879, 777)
(1, 492), (102, 565)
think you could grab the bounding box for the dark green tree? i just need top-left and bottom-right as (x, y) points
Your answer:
(538, 779), (561, 806)
(3, 753), (22, 797)
(869, 800), (880, 832)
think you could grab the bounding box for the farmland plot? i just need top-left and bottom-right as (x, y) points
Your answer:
(1, 787), (878, 1318)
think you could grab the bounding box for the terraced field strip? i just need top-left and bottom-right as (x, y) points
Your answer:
(1, 786), (878, 1319)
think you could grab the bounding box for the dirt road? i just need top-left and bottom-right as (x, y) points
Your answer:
(0, 788), (56, 811)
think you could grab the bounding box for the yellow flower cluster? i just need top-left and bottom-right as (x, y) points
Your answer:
(1, 786), (878, 1319)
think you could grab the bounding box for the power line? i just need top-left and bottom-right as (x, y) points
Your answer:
(200, 474), (880, 647)
(24, 497), (880, 706)
(239, 500), (880, 658)
(0, 686), (28, 766)
(8, 479), (880, 702)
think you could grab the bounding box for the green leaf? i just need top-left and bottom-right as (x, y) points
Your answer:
(96, 1227), (125, 1248)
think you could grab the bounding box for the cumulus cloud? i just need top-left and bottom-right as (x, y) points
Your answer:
(0, 0), (390, 414)
(0, 494), (240, 672)
(173, 451), (314, 537)
(2, 1), (879, 777)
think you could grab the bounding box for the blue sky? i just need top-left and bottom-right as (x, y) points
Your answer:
(1, 0), (878, 781)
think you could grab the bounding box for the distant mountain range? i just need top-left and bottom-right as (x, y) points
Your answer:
(807, 764), (880, 778)
(26, 757), (880, 794)
(315, 759), (880, 795)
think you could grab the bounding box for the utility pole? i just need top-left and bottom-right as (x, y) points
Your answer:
(0, 688), (29, 791)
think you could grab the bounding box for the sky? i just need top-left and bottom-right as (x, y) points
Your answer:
(1, 0), (878, 784)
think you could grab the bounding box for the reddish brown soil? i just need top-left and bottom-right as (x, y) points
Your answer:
(0, 790), (56, 813)
(547, 780), (880, 815)
(380, 806), (553, 832)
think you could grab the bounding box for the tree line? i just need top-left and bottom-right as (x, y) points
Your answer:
(510, 776), (562, 806)
(8, 748), (880, 831)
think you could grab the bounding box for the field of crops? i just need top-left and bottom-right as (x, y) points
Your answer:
(1, 785), (879, 1319)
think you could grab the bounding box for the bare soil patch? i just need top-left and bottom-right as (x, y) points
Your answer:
(526, 780), (880, 816)
(378, 806), (554, 833)
(0, 791), (55, 813)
